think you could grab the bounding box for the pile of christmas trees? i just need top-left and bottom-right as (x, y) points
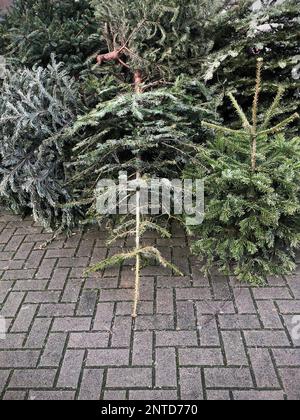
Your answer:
(0, 0), (299, 315)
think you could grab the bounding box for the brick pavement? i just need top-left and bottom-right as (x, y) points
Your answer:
(0, 212), (299, 400)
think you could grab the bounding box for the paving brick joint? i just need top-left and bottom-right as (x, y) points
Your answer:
(0, 212), (299, 400)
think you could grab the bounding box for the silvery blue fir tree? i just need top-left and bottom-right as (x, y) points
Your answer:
(0, 57), (82, 232)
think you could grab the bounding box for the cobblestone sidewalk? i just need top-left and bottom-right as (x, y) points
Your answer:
(0, 213), (299, 400)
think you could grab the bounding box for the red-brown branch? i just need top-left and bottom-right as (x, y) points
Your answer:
(96, 44), (130, 68)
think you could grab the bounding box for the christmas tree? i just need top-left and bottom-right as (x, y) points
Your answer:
(69, 0), (218, 317)
(0, 56), (82, 231)
(188, 59), (300, 285)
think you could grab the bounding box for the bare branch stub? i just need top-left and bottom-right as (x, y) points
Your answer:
(96, 19), (147, 69)
(96, 44), (130, 68)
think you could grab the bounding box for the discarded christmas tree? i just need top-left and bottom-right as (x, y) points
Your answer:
(188, 59), (300, 285)
(0, 56), (81, 231)
(69, 0), (217, 317)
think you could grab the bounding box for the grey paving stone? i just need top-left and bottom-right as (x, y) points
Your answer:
(78, 369), (104, 400)
(39, 333), (67, 367)
(156, 330), (198, 347)
(111, 316), (133, 347)
(29, 391), (75, 401)
(24, 318), (51, 349)
(25, 291), (61, 304)
(255, 301), (283, 329)
(132, 331), (153, 366)
(0, 350), (39, 368)
(282, 314), (300, 346)
(206, 390), (231, 400)
(244, 330), (290, 347)
(68, 332), (109, 349)
(0, 292), (25, 317)
(61, 280), (82, 303)
(156, 289), (174, 314)
(77, 290), (98, 316)
(48, 268), (69, 290)
(279, 368), (300, 400)
(52, 317), (92, 332)
(106, 368), (152, 388)
(253, 287), (292, 300)
(176, 288), (212, 301)
(38, 303), (76, 317)
(157, 276), (191, 288)
(0, 281), (13, 304)
(272, 349), (300, 367)
(5, 235), (24, 252)
(3, 391), (27, 400)
(233, 391), (285, 400)
(13, 280), (48, 292)
(211, 276), (231, 300)
(248, 348), (280, 388)
(286, 276), (300, 299)
(116, 301), (154, 316)
(277, 300), (300, 314)
(104, 390), (127, 400)
(234, 288), (256, 314)
(86, 349), (130, 367)
(205, 368), (253, 388)
(24, 250), (44, 270)
(0, 370), (10, 394)
(135, 314), (174, 331)
(198, 316), (220, 347)
(57, 350), (85, 388)
(35, 259), (56, 279)
(222, 331), (248, 366)
(129, 390), (178, 400)
(11, 304), (37, 332)
(196, 300), (236, 315)
(100, 289), (133, 302)
(156, 347), (177, 388)
(176, 301), (196, 330)
(179, 348), (223, 366)
(93, 302), (114, 331)
(0, 334), (26, 350)
(219, 314), (261, 330)
(9, 369), (56, 389)
(180, 367), (203, 400)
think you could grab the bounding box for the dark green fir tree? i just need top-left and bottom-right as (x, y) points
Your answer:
(3, 0), (101, 76)
(187, 59), (300, 285)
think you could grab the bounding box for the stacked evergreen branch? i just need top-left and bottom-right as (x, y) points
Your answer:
(90, 0), (232, 80)
(0, 57), (82, 230)
(3, 0), (101, 76)
(187, 59), (300, 285)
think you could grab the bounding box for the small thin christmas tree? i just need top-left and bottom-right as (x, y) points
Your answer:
(188, 59), (300, 284)
(69, 0), (217, 317)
